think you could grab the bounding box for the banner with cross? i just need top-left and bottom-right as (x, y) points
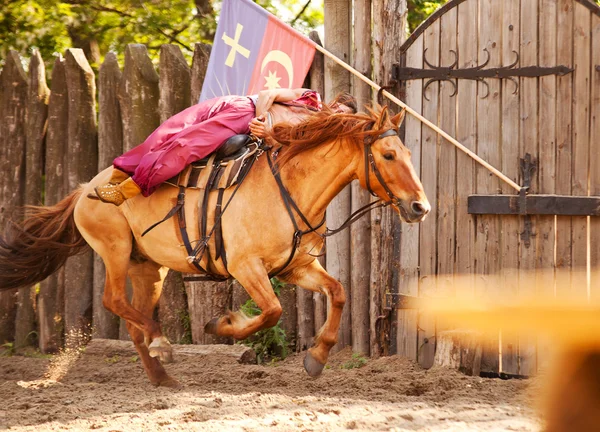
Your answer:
(200, 0), (316, 101)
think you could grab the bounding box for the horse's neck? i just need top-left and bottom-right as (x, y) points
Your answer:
(278, 140), (358, 222)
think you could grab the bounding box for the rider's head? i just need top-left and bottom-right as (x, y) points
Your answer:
(328, 92), (358, 114)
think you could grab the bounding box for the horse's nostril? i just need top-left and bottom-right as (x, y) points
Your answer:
(411, 201), (427, 215)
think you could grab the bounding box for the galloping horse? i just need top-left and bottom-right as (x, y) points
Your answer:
(0, 105), (429, 387)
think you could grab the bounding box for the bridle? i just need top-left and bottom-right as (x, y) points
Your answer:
(268, 126), (406, 276)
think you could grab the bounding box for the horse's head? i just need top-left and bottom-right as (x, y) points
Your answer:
(356, 106), (430, 223)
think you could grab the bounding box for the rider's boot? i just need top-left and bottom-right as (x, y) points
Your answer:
(95, 176), (142, 206)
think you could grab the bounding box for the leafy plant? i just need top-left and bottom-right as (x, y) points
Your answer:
(340, 353), (368, 370)
(238, 278), (288, 364)
(178, 308), (193, 345)
(0, 341), (15, 357)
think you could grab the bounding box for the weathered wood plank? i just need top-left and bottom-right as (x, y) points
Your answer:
(476, 0), (502, 375)
(324, 0), (352, 351)
(85, 338), (256, 364)
(184, 280), (231, 344)
(590, 14), (600, 299)
(159, 44), (192, 122)
(518, 0), (540, 376)
(571, 3), (591, 302)
(397, 34), (423, 361)
(38, 56), (68, 353)
(468, 195), (600, 216)
(93, 52), (123, 340)
(278, 284), (297, 352)
(437, 4), (457, 312)
(555, 0), (574, 299)
(190, 43), (211, 105)
(499, 0), (521, 376)
(308, 31), (326, 336)
(0, 50), (28, 344)
(350, 0), (372, 356)
(417, 18), (440, 368)
(15, 50), (49, 348)
(63, 49), (98, 344)
(433, 330), (482, 376)
(156, 45), (192, 343)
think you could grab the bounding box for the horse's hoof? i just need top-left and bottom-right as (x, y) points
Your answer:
(204, 317), (219, 335)
(304, 351), (325, 377)
(158, 376), (181, 389)
(148, 336), (173, 361)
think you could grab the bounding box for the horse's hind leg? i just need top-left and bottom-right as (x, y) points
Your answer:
(126, 260), (179, 387)
(278, 260), (346, 377)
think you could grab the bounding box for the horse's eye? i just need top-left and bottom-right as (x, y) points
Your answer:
(383, 153), (395, 161)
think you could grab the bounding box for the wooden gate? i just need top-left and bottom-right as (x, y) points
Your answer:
(396, 0), (600, 375)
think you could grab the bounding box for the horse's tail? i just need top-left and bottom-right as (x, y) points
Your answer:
(0, 188), (89, 291)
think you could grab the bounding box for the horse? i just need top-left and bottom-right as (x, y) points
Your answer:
(0, 105), (430, 387)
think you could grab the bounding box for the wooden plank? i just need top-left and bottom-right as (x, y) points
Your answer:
(572, 4), (591, 300)
(555, 0), (574, 298)
(437, 4), (457, 309)
(590, 14), (600, 299)
(499, 0), (521, 376)
(278, 284), (297, 352)
(157, 45), (192, 343)
(118, 44), (160, 339)
(93, 52), (122, 340)
(190, 43), (211, 105)
(371, 0), (407, 357)
(306, 31), (324, 340)
(0, 50), (27, 344)
(184, 280), (231, 344)
(15, 50), (49, 348)
(63, 49), (98, 345)
(397, 36), (424, 361)
(417, 18), (440, 368)
(454, 0), (478, 316)
(476, 0), (503, 375)
(518, 0), (540, 376)
(38, 56), (68, 353)
(468, 195), (600, 216)
(324, 0), (352, 351)
(350, 0), (372, 356)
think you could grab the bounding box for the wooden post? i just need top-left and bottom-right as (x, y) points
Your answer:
(590, 10), (600, 300)
(190, 43), (211, 104)
(278, 284), (297, 351)
(324, 0), (352, 351)
(156, 44), (192, 343)
(14, 50), (49, 348)
(370, 0), (406, 358)
(93, 52), (123, 340)
(0, 50), (28, 344)
(63, 49), (98, 345)
(185, 280), (231, 344)
(350, 0), (372, 356)
(38, 56), (68, 353)
(117, 44), (160, 339)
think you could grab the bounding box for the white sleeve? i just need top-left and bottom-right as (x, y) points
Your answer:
(248, 94), (259, 106)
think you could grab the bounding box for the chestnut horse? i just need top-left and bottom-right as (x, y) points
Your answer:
(0, 106), (429, 387)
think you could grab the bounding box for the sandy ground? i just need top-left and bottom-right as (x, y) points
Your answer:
(0, 345), (542, 432)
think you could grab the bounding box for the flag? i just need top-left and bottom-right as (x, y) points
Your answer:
(200, 0), (316, 101)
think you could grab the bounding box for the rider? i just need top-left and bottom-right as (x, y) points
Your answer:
(95, 89), (357, 206)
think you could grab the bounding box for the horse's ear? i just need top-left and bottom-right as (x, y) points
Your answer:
(391, 109), (406, 128)
(376, 106), (390, 129)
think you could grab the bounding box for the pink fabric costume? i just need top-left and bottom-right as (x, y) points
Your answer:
(113, 92), (321, 196)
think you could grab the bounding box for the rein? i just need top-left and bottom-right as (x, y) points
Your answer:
(268, 127), (402, 277)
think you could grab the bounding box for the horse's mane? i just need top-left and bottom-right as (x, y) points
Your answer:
(269, 105), (392, 167)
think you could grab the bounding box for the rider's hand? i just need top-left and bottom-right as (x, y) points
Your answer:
(249, 116), (267, 138)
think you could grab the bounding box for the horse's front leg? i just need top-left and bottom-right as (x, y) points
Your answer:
(204, 258), (282, 340)
(279, 260), (346, 377)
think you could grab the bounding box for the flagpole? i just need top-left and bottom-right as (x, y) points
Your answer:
(312, 44), (522, 193)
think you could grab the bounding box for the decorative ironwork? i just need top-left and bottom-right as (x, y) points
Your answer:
(392, 49), (574, 100)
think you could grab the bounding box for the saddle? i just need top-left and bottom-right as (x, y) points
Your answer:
(166, 134), (260, 190)
(144, 134), (263, 281)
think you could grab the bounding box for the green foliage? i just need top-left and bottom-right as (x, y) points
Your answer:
(105, 354), (120, 364)
(0, 342), (15, 357)
(238, 277), (288, 364)
(178, 308), (193, 344)
(407, 0), (449, 33)
(340, 352), (368, 369)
